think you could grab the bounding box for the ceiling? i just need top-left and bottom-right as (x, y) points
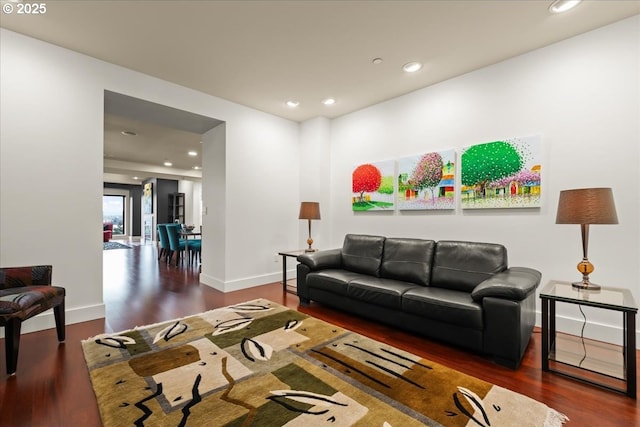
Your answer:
(102, 91), (222, 184)
(2, 0), (638, 183)
(103, 114), (205, 184)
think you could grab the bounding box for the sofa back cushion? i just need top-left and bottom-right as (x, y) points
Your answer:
(380, 238), (435, 286)
(431, 241), (508, 292)
(342, 234), (386, 276)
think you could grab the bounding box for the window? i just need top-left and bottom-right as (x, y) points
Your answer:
(103, 195), (125, 235)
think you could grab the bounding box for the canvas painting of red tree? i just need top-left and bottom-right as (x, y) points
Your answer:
(460, 135), (541, 209)
(398, 149), (456, 210)
(352, 160), (395, 211)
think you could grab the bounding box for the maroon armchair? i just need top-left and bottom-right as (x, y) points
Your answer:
(103, 222), (113, 242)
(0, 265), (65, 375)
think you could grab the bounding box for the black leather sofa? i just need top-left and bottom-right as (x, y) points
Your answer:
(296, 234), (541, 368)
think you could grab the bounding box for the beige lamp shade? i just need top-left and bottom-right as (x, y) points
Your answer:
(556, 188), (618, 225)
(299, 202), (321, 220)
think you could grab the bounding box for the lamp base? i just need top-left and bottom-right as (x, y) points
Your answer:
(306, 235), (316, 252)
(571, 280), (601, 291)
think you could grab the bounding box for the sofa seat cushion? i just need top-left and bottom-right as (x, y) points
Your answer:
(306, 270), (364, 296)
(402, 287), (483, 330)
(347, 277), (417, 310)
(0, 286), (65, 321)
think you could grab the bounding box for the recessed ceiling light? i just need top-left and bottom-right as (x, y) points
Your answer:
(188, 151), (198, 156)
(121, 130), (137, 136)
(402, 62), (423, 73)
(133, 176), (139, 180)
(372, 57), (383, 65)
(549, 0), (581, 13)
(286, 100), (300, 108)
(164, 161), (173, 167)
(193, 166), (201, 170)
(322, 98), (336, 106)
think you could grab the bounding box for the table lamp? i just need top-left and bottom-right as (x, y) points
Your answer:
(299, 202), (321, 252)
(555, 187), (618, 290)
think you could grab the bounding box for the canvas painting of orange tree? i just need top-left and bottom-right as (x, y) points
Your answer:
(352, 160), (395, 211)
(460, 135), (541, 209)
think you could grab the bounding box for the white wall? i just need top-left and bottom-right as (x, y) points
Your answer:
(193, 181), (202, 229)
(210, 110), (301, 290)
(0, 29), (299, 333)
(299, 117), (332, 251)
(0, 31), (106, 332)
(201, 124), (226, 288)
(177, 179), (201, 227)
(328, 16), (639, 346)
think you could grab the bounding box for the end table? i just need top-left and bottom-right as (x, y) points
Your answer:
(540, 280), (637, 398)
(278, 250), (308, 295)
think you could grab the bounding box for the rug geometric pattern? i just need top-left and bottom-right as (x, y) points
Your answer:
(82, 299), (567, 426)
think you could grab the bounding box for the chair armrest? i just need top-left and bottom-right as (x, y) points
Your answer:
(471, 267), (541, 302)
(297, 248), (342, 271)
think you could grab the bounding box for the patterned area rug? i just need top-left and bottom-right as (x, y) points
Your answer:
(82, 299), (568, 426)
(103, 241), (132, 250)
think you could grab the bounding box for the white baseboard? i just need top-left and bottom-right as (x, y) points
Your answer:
(199, 273), (225, 291)
(535, 311), (640, 349)
(199, 272), (283, 292)
(200, 270), (295, 293)
(0, 303), (106, 338)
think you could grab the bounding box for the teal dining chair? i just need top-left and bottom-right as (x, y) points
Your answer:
(188, 238), (201, 265)
(156, 224), (170, 262)
(165, 224), (186, 266)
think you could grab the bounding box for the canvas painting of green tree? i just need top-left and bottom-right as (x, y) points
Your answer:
(352, 160), (395, 211)
(460, 135), (541, 209)
(398, 149), (456, 210)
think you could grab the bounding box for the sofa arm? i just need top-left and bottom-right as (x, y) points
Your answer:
(471, 267), (541, 302)
(297, 248), (342, 271)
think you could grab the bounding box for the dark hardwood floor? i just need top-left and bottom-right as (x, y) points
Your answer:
(1, 242), (638, 426)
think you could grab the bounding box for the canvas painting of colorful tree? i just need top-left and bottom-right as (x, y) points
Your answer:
(352, 160), (395, 211)
(460, 135), (541, 209)
(397, 149), (456, 210)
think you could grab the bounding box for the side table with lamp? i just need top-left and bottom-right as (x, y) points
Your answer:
(298, 201), (321, 253)
(279, 202), (322, 294)
(544, 187), (637, 398)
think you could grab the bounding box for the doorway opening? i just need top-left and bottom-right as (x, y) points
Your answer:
(103, 194), (125, 236)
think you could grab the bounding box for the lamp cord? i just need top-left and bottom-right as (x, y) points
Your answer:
(578, 305), (587, 367)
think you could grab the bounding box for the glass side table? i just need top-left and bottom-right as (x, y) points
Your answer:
(540, 280), (637, 398)
(278, 250), (308, 295)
